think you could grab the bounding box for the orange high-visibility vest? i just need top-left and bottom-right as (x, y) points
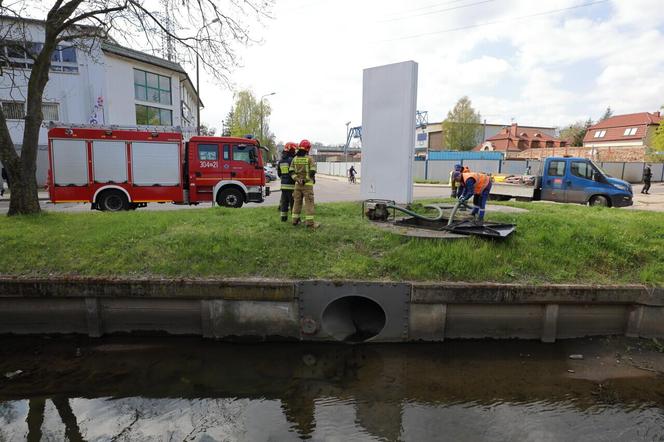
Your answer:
(462, 172), (491, 195)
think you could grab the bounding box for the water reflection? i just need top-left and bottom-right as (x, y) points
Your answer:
(1, 337), (663, 441)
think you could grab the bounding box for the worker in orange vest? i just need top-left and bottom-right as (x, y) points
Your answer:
(454, 171), (492, 222)
(450, 164), (470, 198)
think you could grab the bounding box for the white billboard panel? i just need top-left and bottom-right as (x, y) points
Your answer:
(360, 61), (418, 204)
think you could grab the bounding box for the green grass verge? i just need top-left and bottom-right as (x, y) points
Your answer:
(1, 201), (662, 285)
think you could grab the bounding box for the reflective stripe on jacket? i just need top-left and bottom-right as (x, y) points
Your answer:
(278, 156), (295, 189)
(462, 172), (491, 195)
(289, 156), (317, 187)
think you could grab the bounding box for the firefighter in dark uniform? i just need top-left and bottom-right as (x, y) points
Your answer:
(278, 142), (297, 221)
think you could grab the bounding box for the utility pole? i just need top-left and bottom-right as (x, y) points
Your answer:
(195, 18), (220, 136)
(345, 121), (351, 162)
(196, 54), (200, 135)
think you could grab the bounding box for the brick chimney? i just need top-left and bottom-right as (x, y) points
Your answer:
(509, 123), (518, 137)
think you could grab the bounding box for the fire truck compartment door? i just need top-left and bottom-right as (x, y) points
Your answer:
(93, 141), (127, 183)
(52, 139), (88, 186)
(131, 142), (180, 186)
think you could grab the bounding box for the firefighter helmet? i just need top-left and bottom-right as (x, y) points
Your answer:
(299, 139), (312, 151)
(285, 142), (297, 152)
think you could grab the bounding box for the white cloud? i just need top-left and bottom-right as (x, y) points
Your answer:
(199, 0), (664, 143)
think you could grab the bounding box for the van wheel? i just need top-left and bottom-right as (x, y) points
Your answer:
(217, 188), (244, 208)
(589, 195), (609, 207)
(98, 190), (129, 211)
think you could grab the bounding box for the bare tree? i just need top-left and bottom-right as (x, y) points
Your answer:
(0, 0), (272, 215)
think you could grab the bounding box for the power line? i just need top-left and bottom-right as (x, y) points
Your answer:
(380, 0), (497, 23)
(379, 0), (609, 42)
(381, 0), (475, 18)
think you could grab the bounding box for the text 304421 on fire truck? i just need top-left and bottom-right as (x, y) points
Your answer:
(47, 126), (270, 211)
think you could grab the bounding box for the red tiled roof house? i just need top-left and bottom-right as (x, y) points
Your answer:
(583, 111), (661, 161)
(474, 123), (566, 158)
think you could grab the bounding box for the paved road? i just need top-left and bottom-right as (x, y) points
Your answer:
(0, 176), (662, 214)
(0, 176), (448, 214)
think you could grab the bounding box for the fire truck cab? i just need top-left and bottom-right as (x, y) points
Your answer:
(186, 136), (267, 208)
(47, 126), (269, 211)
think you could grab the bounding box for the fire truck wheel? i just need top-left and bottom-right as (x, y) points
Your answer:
(98, 190), (129, 212)
(217, 188), (244, 208)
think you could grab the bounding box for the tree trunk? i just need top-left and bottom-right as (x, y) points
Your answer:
(6, 163), (41, 215)
(0, 26), (58, 216)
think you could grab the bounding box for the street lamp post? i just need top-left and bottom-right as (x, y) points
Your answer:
(344, 121), (351, 162)
(260, 91), (276, 143)
(196, 18), (220, 136)
(196, 54), (200, 135)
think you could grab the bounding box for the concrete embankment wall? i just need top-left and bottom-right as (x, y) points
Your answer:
(0, 278), (662, 343)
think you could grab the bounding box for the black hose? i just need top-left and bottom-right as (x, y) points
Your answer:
(448, 200), (477, 225)
(386, 204), (444, 221)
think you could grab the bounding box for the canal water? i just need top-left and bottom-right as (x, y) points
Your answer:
(1, 336), (663, 441)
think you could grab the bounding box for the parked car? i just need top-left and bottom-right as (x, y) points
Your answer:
(264, 166), (277, 182)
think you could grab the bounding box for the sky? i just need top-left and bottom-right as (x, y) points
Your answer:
(194, 0), (664, 145)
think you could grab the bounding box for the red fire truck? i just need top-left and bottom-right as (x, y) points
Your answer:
(47, 126), (270, 211)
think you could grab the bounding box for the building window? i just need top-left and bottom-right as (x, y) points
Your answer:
(134, 69), (172, 105)
(135, 104), (172, 126)
(42, 103), (59, 121)
(623, 127), (638, 136)
(1, 42), (78, 73)
(593, 130), (606, 138)
(49, 45), (78, 72)
(1, 101), (25, 119)
(181, 101), (193, 126)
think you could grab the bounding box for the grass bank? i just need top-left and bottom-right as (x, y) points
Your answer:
(0, 201), (662, 285)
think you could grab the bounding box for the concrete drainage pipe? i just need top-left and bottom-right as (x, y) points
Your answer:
(321, 296), (387, 343)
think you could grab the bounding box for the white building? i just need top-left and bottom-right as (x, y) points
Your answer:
(0, 17), (201, 184)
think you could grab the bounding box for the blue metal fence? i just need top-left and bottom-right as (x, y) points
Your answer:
(413, 157), (660, 183)
(427, 150), (504, 161)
